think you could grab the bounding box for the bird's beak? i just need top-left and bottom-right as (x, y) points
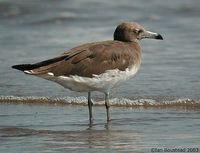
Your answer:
(143, 31), (163, 40)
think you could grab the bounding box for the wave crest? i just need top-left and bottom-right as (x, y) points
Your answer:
(0, 96), (200, 109)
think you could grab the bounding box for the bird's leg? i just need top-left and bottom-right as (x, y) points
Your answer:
(88, 92), (93, 125)
(105, 92), (110, 122)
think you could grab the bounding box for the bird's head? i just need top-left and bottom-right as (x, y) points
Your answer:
(114, 22), (163, 42)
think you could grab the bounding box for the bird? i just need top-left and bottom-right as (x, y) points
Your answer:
(12, 22), (163, 124)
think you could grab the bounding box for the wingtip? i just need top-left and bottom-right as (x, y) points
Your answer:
(12, 65), (18, 69)
(12, 65), (24, 71)
(12, 64), (33, 71)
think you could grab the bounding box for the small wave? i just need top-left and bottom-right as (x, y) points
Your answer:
(0, 127), (38, 137)
(0, 2), (30, 18)
(31, 14), (81, 25)
(0, 96), (200, 109)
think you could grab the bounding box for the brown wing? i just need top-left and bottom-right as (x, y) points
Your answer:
(20, 41), (139, 78)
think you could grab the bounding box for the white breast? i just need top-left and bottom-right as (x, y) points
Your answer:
(39, 65), (140, 93)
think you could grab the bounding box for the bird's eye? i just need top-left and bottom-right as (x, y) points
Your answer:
(133, 29), (143, 34)
(137, 29), (143, 33)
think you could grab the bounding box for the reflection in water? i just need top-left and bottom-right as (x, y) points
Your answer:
(0, 126), (143, 152)
(45, 129), (142, 151)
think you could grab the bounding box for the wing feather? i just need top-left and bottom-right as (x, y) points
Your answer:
(17, 41), (139, 78)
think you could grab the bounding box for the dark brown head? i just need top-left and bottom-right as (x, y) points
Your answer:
(114, 22), (163, 42)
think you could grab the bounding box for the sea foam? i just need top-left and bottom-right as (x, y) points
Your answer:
(0, 96), (199, 109)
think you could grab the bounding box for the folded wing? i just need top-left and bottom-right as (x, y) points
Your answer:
(12, 41), (136, 78)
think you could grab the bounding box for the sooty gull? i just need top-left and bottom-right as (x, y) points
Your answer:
(12, 22), (163, 124)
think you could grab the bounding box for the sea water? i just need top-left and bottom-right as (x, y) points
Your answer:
(0, 0), (200, 152)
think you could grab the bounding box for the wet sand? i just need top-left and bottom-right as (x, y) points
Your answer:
(0, 103), (199, 153)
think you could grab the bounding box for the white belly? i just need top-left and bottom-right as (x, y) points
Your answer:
(39, 65), (139, 93)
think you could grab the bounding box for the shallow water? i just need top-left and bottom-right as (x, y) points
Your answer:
(0, 104), (199, 153)
(0, 0), (200, 152)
